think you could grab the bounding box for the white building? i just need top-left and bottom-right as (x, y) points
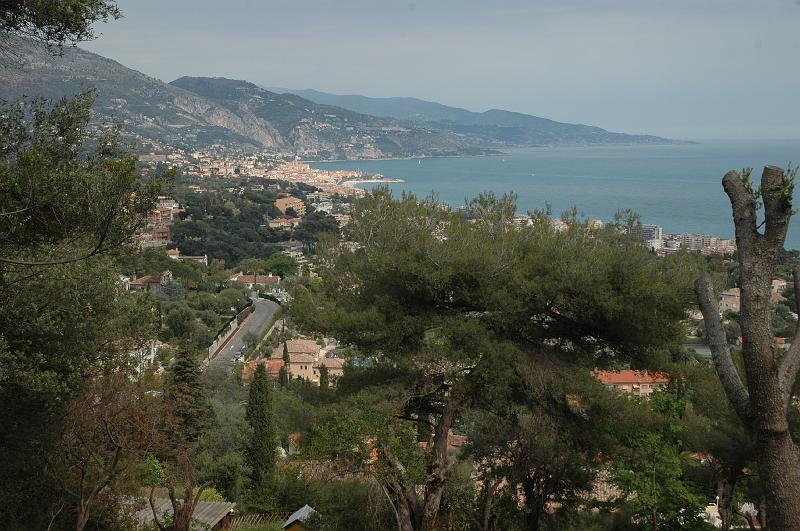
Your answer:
(639, 224), (663, 250)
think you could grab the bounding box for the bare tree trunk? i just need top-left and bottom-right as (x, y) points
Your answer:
(717, 469), (739, 531)
(383, 453), (424, 531)
(696, 166), (800, 530)
(475, 479), (499, 531)
(382, 397), (456, 530)
(421, 399), (455, 528)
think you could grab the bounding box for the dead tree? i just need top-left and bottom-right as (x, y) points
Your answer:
(696, 165), (800, 530)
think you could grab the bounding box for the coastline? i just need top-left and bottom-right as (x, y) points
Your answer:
(340, 178), (404, 188)
(298, 140), (800, 248)
(303, 152), (504, 164)
(302, 142), (691, 164)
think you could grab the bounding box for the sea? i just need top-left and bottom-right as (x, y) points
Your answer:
(312, 140), (800, 249)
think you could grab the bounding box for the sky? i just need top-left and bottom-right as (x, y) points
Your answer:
(82, 0), (800, 140)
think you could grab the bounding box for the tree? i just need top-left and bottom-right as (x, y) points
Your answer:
(238, 258), (264, 275)
(292, 190), (694, 530)
(0, 0), (120, 53)
(0, 92), (161, 267)
(462, 353), (640, 530)
(293, 210), (340, 250)
(319, 363), (329, 390)
(264, 253), (299, 277)
(679, 363), (759, 530)
(695, 166), (800, 530)
(242, 330), (260, 351)
(197, 368), (249, 503)
(58, 372), (159, 531)
(164, 305), (195, 340)
(0, 6), (164, 528)
(611, 391), (710, 531)
(279, 341), (291, 388)
(151, 350), (211, 531)
(245, 364), (277, 497)
(0, 258), (159, 529)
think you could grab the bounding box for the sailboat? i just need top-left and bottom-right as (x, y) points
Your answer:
(418, 159), (421, 165)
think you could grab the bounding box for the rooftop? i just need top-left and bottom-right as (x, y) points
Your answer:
(134, 498), (235, 528)
(592, 370), (670, 385)
(272, 339), (321, 358)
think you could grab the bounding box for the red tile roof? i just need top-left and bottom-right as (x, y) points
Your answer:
(315, 357), (345, 369)
(592, 370), (669, 385)
(271, 339), (321, 358)
(288, 353), (316, 364)
(129, 274), (160, 286)
(242, 358), (284, 381)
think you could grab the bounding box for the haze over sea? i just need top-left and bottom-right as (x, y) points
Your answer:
(314, 140), (800, 249)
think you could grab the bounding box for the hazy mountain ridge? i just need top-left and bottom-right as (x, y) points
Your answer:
(0, 39), (678, 160)
(0, 39), (276, 151)
(0, 40), (494, 159)
(268, 87), (679, 147)
(168, 76), (493, 159)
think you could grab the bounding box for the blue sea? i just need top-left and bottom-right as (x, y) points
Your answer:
(313, 140), (800, 249)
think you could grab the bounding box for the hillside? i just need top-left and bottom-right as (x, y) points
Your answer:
(169, 76), (492, 159)
(0, 39), (493, 159)
(269, 87), (679, 146)
(0, 39), (283, 152)
(0, 39), (677, 159)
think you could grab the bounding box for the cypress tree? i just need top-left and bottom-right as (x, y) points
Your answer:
(246, 364), (276, 492)
(280, 341), (291, 387)
(166, 349), (209, 446)
(319, 363), (329, 390)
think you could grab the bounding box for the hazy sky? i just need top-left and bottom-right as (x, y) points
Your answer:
(82, 0), (800, 140)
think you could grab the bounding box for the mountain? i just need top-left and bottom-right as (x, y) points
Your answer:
(267, 87), (677, 147)
(0, 38), (677, 161)
(0, 39), (493, 159)
(168, 77), (492, 159)
(0, 38), (289, 152)
(266, 88), (479, 123)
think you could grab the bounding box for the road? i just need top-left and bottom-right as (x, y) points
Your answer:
(209, 298), (280, 368)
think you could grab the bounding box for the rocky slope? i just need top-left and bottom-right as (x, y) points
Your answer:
(170, 76), (491, 159)
(0, 40), (494, 158)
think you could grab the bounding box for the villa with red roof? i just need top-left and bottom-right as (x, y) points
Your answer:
(241, 358), (284, 382)
(592, 370), (669, 397)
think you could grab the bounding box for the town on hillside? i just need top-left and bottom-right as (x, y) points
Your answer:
(6, 4), (800, 531)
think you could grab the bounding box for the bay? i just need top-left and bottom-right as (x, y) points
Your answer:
(312, 140), (800, 249)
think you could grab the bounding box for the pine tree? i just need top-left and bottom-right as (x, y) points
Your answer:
(157, 350), (211, 531)
(165, 350), (209, 446)
(282, 341), (290, 364)
(246, 364), (277, 493)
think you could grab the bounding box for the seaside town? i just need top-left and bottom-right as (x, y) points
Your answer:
(138, 148), (738, 257)
(7, 3), (800, 530)
(80, 139), (764, 529)
(139, 148), (402, 197)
